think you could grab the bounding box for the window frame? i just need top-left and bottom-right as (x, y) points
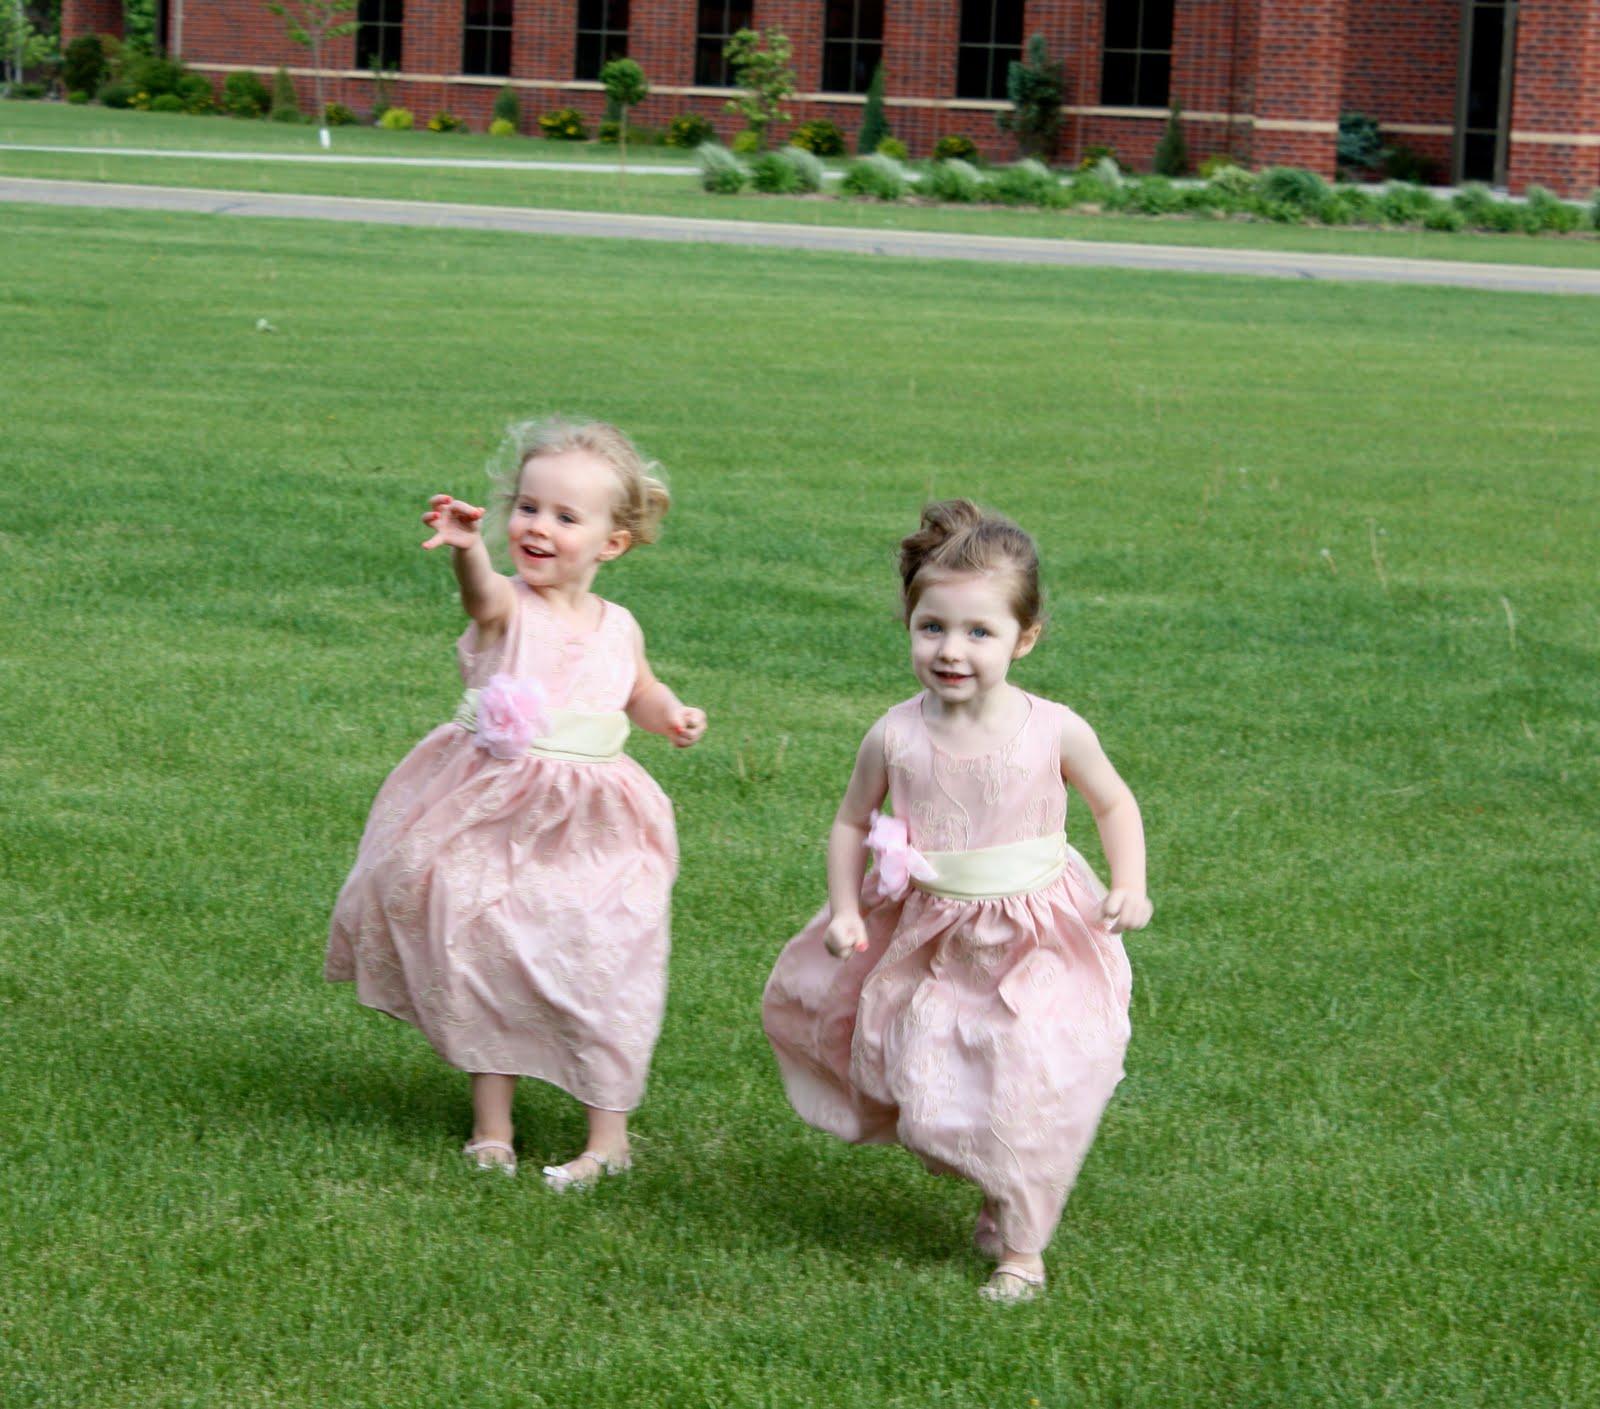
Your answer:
(820, 0), (885, 96)
(461, 0), (513, 78)
(955, 0), (1023, 102)
(695, 0), (753, 88)
(355, 0), (404, 72)
(1099, 0), (1174, 109)
(575, 0), (631, 82)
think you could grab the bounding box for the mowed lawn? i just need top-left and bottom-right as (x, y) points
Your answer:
(1, 203), (1596, 1408)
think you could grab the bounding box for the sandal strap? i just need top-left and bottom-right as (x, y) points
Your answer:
(463, 1139), (516, 1157)
(991, 1263), (1046, 1286)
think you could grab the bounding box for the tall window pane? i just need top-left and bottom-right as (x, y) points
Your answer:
(463, 0), (512, 77)
(696, 0), (752, 86)
(956, 0), (1023, 101)
(356, 0), (403, 70)
(1100, 0), (1173, 107)
(576, 0), (630, 81)
(821, 0), (884, 95)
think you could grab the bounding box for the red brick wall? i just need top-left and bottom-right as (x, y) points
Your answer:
(1506, 0), (1600, 195)
(61, 0), (123, 40)
(1252, 0), (1345, 172)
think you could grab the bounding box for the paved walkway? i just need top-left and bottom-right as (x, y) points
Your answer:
(7, 175), (1600, 294)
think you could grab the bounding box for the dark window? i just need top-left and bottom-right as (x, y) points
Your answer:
(821, 0), (884, 94)
(1100, 0), (1172, 107)
(576, 0), (629, 80)
(695, 0), (752, 86)
(463, 0), (512, 77)
(356, 0), (403, 70)
(956, 0), (1022, 101)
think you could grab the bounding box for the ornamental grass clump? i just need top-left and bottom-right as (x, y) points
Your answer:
(984, 158), (1059, 207)
(1126, 175), (1183, 216)
(750, 149), (801, 193)
(1318, 185), (1382, 226)
(841, 152), (909, 201)
(1522, 186), (1582, 234)
(1256, 166), (1329, 218)
(696, 143), (749, 193)
(1378, 181), (1442, 226)
(919, 158), (983, 204)
(777, 144), (825, 192)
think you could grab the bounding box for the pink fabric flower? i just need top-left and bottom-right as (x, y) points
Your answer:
(475, 674), (551, 760)
(866, 810), (936, 900)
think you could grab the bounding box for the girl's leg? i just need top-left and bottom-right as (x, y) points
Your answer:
(468, 1072), (518, 1168)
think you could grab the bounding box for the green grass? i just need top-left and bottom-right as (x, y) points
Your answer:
(2, 202), (1597, 1408)
(7, 102), (1600, 269)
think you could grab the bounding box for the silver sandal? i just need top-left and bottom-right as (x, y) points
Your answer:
(979, 1262), (1046, 1303)
(541, 1148), (632, 1193)
(462, 1138), (517, 1176)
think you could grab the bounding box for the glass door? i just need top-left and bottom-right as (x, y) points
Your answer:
(1455, 0), (1519, 186)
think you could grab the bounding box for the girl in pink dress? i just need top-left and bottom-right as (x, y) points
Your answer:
(762, 500), (1152, 1301)
(327, 417), (706, 1188)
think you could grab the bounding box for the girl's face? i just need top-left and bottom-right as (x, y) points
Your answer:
(908, 571), (1039, 705)
(507, 450), (630, 591)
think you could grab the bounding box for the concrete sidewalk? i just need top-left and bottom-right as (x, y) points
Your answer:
(7, 175), (1600, 295)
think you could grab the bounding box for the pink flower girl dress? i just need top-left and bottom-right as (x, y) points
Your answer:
(762, 692), (1132, 1254)
(327, 579), (677, 1113)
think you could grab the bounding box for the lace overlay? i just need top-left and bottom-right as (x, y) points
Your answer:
(762, 692), (1132, 1254)
(327, 578), (677, 1112)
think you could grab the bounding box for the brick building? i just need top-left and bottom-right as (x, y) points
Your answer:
(61, 1), (1600, 196)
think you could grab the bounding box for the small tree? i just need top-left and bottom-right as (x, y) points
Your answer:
(265, 0), (358, 146)
(600, 57), (648, 173)
(1153, 101), (1189, 176)
(857, 61), (889, 154)
(723, 27), (795, 149)
(2, 2), (55, 93)
(997, 35), (1064, 159)
(493, 84), (520, 129)
(269, 65), (301, 122)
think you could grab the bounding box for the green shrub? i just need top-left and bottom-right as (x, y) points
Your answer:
(1126, 175), (1183, 215)
(67, 89), (90, 105)
(858, 62), (890, 153)
(933, 133), (979, 162)
(493, 85), (520, 127)
(1451, 182), (1499, 228)
(124, 54), (189, 99)
(841, 152), (909, 200)
(920, 158), (984, 203)
(777, 144), (825, 192)
(998, 34), (1063, 158)
(750, 150), (801, 193)
(489, 117), (517, 138)
(324, 102), (357, 127)
(97, 80), (135, 110)
(1337, 111), (1384, 173)
(222, 70), (270, 119)
(1078, 143), (1117, 171)
(149, 93), (184, 113)
(696, 143), (748, 193)
(730, 128), (762, 155)
(175, 74), (214, 114)
(876, 136), (908, 161)
(1319, 185), (1381, 226)
(538, 107), (588, 140)
(63, 34), (109, 99)
(666, 112), (716, 148)
(1378, 181), (1440, 225)
(790, 118), (845, 157)
(1592, 189), (1600, 233)
(269, 67), (302, 123)
(1198, 152), (1240, 179)
(427, 111), (465, 133)
(1153, 102), (1189, 177)
(1256, 166), (1328, 216)
(1207, 163), (1256, 201)
(1382, 142), (1438, 185)
(985, 157), (1058, 206)
(379, 106), (414, 130)
(1422, 204), (1466, 233)
(1523, 186), (1582, 234)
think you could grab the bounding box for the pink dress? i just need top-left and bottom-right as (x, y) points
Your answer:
(761, 693), (1132, 1254)
(326, 579), (677, 1112)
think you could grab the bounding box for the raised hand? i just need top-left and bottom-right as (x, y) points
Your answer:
(421, 494), (487, 551)
(1099, 888), (1153, 935)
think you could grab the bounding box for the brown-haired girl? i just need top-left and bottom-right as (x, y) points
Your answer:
(327, 416), (705, 1190)
(762, 499), (1150, 1302)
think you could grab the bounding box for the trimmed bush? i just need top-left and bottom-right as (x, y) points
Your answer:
(1523, 186), (1582, 235)
(67, 89), (90, 105)
(1126, 175), (1183, 215)
(790, 119), (845, 157)
(876, 136), (908, 161)
(1257, 166), (1328, 216)
(1422, 204), (1466, 233)
(379, 106), (414, 130)
(324, 102), (357, 127)
(97, 81), (136, 110)
(538, 108), (588, 140)
(149, 93), (184, 113)
(985, 158), (1058, 206)
(1318, 186), (1382, 226)
(696, 143), (749, 193)
(841, 152), (909, 201)
(666, 112), (716, 149)
(1153, 103), (1189, 177)
(920, 158), (983, 204)
(176, 74), (215, 114)
(489, 117), (517, 138)
(427, 111), (465, 133)
(858, 62), (890, 154)
(493, 85), (520, 127)
(933, 133), (979, 162)
(124, 55), (189, 100)
(222, 70), (270, 119)
(1337, 111), (1383, 174)
(750, 150), (802, 193)
(1378, 181), (1440, 226)
(63, 35), (109, 99)
(269, 67), (302, 123)
(778, 144), (825, 193)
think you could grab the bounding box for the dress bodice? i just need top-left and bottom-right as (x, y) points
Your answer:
(882, 692), (1068, 854)
(456, 578), (640, 712)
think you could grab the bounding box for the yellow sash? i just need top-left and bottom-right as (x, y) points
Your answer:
(915, 832), (1071, 901)
(454, 688), (629, 763)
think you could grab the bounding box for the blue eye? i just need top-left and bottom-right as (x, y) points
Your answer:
(971, 627), (990, 639)
(921, 622), (943, 634)
(558, 513), (577, 524)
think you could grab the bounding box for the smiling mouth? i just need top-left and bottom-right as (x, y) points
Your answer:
(933, 670), (971, 682)
(521, 545), (555, 559)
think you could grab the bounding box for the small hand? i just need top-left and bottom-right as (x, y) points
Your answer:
(421, 494), (486, 550)
(1099, 889), (1152, 935)
(668, 706), (707, 749)
(824, 913), (868, 958)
